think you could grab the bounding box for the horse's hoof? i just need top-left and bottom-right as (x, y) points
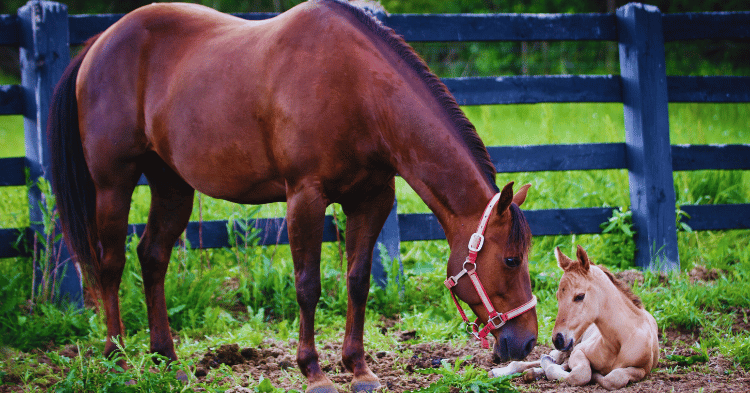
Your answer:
(352, 380), (381, 393)
(175, 369), (188, 382)
(306, 385), (338, 393)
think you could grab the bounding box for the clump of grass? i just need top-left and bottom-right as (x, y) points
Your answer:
(407, 357), (519, 393)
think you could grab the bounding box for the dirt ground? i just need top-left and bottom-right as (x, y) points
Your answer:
(194, 325), (750, 392)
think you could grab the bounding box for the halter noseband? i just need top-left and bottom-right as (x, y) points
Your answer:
(443, 193), (537, 349)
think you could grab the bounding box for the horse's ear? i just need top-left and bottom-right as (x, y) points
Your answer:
(497, 181), (514, 213)
(513, 183), (531, 207)
(576, 245), (591, 272)
(555, 247), (574, 271)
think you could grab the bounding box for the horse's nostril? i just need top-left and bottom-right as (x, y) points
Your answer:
(524, 337), (536, 355)
(553, 333), (565, 350)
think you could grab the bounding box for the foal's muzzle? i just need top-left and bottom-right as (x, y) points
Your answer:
(553, 332), (574, 352)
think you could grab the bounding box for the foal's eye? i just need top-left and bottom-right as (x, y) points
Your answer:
(504, 257), (521, 268)
(573, 293), (585, 302)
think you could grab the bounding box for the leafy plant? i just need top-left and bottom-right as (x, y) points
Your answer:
(407, 357), (519, 393)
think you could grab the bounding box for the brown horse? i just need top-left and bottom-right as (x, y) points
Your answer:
(48, 1), (537, 391)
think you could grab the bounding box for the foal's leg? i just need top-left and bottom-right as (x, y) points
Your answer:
(137, 161), (195, 361)
(285, 184), (332, 392)
(593, 367), (646, 390)
(340, 182), (395, 392)
(542, 348), (592, 386)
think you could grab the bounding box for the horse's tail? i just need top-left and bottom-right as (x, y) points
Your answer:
(48, 35), (102, 294)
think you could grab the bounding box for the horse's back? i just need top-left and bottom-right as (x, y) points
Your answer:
(76, 1), (397, 203)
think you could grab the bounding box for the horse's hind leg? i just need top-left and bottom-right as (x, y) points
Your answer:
(137, 157), (195, 361)
(340, 180), (396, 392)
(94, 171), (141, 361)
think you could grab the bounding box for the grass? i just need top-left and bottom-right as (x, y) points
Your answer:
(1, 85), (749, 390)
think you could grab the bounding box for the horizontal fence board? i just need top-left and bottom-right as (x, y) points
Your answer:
(0, 157), (26, 186)
(444, 75), (622, 105)
(68, 14), (122, 44)
(0, 14), (18, 45)
(489, 143), (627, 172)
(663, 12), (750, 41)
(126, 216), (340, 248)
(0, 228), (25, 258)
(681, 204), (750, 231)
(380, 13), (618, 42)
(668, 76), (750, 103)
(526, 207), (616, 236)
(672, 144), (750, 171)
(0, 85), (24, 115)
(399, 213), (446, 242)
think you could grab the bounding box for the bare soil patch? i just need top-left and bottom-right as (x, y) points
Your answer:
(193, 327), (750, 392)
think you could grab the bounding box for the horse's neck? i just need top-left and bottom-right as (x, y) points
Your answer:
(592, 269), (647, 348)
(391, 129), (495, 246)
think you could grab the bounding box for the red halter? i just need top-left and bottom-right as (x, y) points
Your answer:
(444, 193), (537, 349)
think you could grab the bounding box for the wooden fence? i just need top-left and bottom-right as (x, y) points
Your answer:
(1, 1), (749, 301)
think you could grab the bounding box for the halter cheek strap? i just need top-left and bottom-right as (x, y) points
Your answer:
(444, 193), (537, 349)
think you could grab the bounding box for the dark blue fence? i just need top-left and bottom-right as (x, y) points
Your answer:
(1, 1), (749, 300)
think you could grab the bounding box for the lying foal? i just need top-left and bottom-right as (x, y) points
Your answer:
(491, 246), (659, 390)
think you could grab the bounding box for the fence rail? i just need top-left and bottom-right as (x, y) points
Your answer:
(1, 1), (749, 299)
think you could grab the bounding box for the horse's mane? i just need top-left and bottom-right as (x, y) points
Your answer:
(597, 265), (644, 309)
(508, 203), (532, 256)
(320, 0), (499, 192)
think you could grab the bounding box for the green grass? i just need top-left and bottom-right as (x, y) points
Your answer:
(1, 94), (749, 391)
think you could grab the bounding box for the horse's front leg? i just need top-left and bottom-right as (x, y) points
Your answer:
(340, 181), (395, 392)
(286, 185), (332, 392)
(593, 367), (647, 390)
(137, 167), (194, 362)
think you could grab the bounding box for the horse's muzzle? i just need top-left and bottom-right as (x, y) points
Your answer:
(493, 333), (536, 362)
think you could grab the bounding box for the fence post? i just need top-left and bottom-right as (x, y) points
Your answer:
(18, 1), (82, 304)
(616, 3), (679, 271)
(371, 200), (402, 288)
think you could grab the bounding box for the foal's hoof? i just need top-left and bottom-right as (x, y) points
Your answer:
(522, 367), (545, 383)
(540, 354), (555, 370)
(352, 380), (381, 393)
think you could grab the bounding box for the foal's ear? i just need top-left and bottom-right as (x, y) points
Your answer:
(576, 245), (591, 271)
(513, 183), (531, 207)
(497, 181), (515, 213)
(555, 247), (574, 271)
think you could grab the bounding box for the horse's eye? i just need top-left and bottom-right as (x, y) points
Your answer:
(504, 257), (521, 267)
(573, 293), (585, 302)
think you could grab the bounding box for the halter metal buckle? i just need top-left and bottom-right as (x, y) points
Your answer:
(488, 313), (507, 329)
(468, 233), (484, 252)
(466, 322), (481, 339)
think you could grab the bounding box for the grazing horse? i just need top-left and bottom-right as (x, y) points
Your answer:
(490, 246), (658, 390)
(48, 1), (537, 391)
(544, 246), (659, 390)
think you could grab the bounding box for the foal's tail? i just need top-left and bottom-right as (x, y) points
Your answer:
(48, 36), (102, 293)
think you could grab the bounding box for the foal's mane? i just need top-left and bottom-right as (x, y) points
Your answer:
(321, 0), (499, 192)
(597, 265), (644, 309)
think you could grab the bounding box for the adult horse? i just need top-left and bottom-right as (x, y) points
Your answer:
(48, 0), (537, 391)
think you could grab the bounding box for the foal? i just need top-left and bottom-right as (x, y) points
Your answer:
(490, 246), (658, 390)
(542, 245), (659, 390)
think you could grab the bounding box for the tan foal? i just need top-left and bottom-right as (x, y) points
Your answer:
(490, 245), (659, 390)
